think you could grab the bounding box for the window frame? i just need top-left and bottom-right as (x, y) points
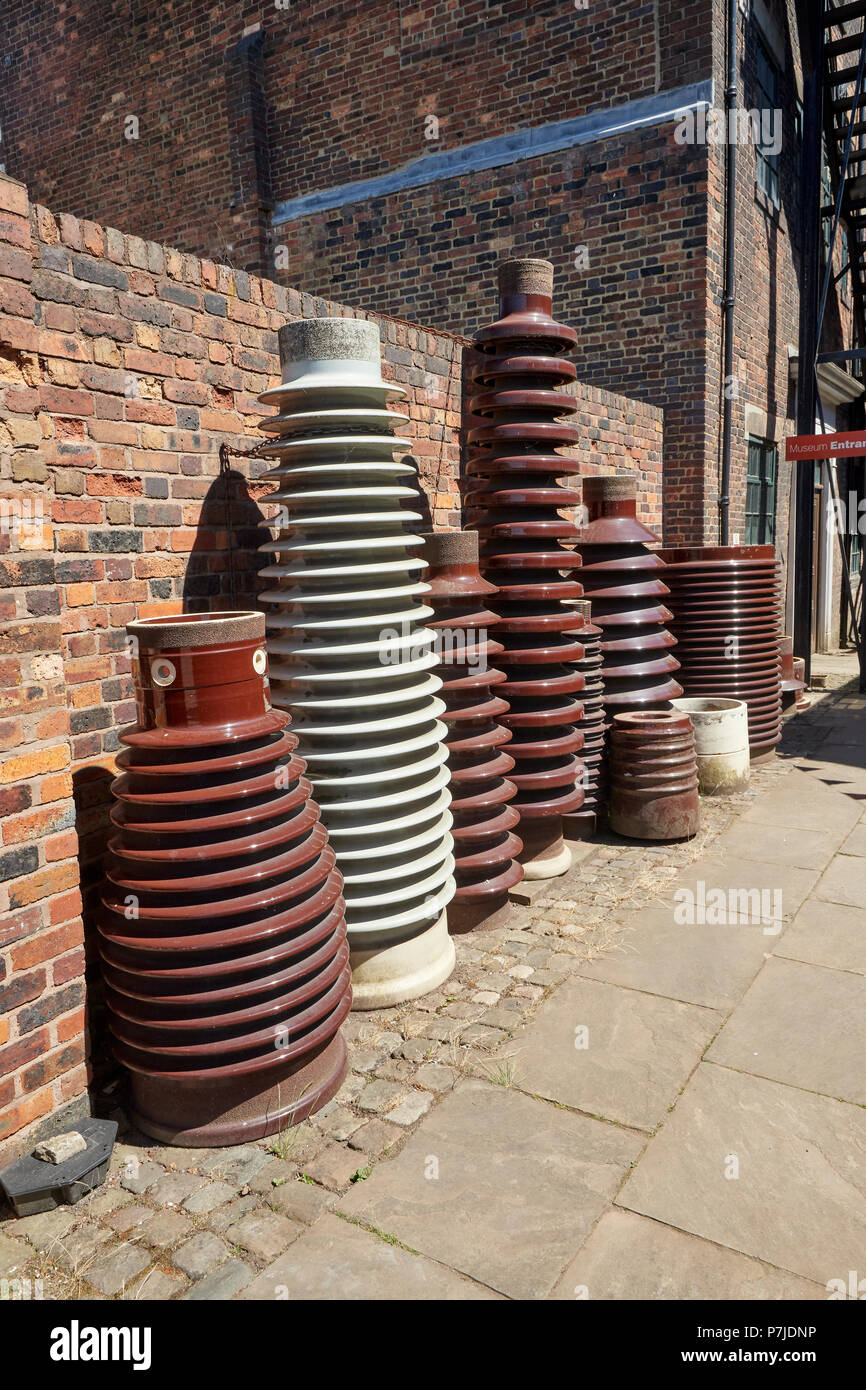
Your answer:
(754, 29), (782, 207)
(745, 436), (778, 546)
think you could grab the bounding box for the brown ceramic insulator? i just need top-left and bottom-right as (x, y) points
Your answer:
(779, 635), (806, 696)
(660, 545), (782, 760)
(98, 611), (350, 1147)
(576, 475), (683, 716)
(466, 258), (585, 877)
(562, 598), (608, 839)
(792, 657), (810, 710)
(421, 530), (524, 930)
(608, 711), (700, 841)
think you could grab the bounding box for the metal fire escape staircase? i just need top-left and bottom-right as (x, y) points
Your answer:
(794, 0), (866, 683)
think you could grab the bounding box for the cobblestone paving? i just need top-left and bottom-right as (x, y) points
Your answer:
(0, 662), (858, 1300)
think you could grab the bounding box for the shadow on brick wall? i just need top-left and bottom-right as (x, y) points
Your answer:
(71, 764), (118, 1113)
(401, 458), (434, 533)
(459, 343), (484, 525)
(182, 465), (270, 613)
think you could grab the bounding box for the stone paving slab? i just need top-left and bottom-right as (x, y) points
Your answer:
(493, 974), (720, 1132)
(791, 758), (866, 796)
(840, 822), (866, 857)
(706, 956), (866, 1104)
(240, 1213), (502, 1300)
(576, 900), (778, 1012)
(737, 777), (863, 835)
(774, 896), (866, 976)
(814, 854), (865, 909)
(708, 821), (845, 872)
(811, 741), (866, 767)
(340, 1078), (642, 1299)
(660, 854), (821, 922)
(548, 1209), (826, 1301)
(617, 1061), (866, 1288)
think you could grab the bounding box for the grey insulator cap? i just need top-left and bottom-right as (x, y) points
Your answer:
(278, 317), (381, 370)
(420, 529), (479, 568)
(127, 611), (265, 650)
(498, 258), (554, 298)
(582, 473), (637, 503)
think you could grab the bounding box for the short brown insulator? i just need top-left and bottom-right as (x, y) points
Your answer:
(659, 545), (782, 761)
(792, 657), (810, 710)
(98, 611), (350, 1147)
(563, 597), (608, 839)
(608, 710), (700, 841)
(779, 635), (806, 710)
(466, 257), (586, 879)
(576, 474), (683, 717)
(421, 529), (524, 930)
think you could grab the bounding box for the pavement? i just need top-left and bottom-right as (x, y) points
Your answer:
(1, 653), (864, 1301)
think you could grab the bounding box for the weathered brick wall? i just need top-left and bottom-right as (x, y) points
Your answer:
(0, 172), (663, 1157)
(0, 0), (712, 270)
(1, 178), (88, 1152)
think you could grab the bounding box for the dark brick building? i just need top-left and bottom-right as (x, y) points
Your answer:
(0, 0), (862, 635)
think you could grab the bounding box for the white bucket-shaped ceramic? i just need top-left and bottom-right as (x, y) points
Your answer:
(671, 696), (750, 795)
(258, 319), (456, 1008)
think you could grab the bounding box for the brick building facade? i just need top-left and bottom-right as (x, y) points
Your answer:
(2, 0), (860, 584)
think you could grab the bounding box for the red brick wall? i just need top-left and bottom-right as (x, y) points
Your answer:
(0, 172), (663, 1157)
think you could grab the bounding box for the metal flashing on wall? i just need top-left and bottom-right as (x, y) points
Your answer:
(272, 80), (715, 226)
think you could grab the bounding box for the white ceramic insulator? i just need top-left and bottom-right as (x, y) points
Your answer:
(257, 319), (456, 1006)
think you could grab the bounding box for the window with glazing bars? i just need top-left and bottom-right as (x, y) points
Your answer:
(745, 437), (777, 545)
(755, 31), (781, 206)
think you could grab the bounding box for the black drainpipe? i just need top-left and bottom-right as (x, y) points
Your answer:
(719, 0), (738, 545)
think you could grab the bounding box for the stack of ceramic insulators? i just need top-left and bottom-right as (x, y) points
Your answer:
(421, 529), (523, 930)
(467, 257), (586, 879)
(659, 544), (782, 761)
(564, 598), (607, 839)
(256, 318), (456, 1008)
(99, 612), (351, 1147)
(577, 474), (683, 719)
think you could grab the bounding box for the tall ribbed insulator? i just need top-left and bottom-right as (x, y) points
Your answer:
(467, 258), (586, 879)
(98, 612), (351, 1146)
(576, 474), (683, 715)
(256, 319), (456, 1009)
(421, 529), (524, 931)
(608, 710), (700, 841)
(659, 545), (782, 760)
(563, 598), (608, 840)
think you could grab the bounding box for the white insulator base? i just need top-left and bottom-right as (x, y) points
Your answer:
(520, 840), (573, 879)
(349, 911), (456, 1010)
